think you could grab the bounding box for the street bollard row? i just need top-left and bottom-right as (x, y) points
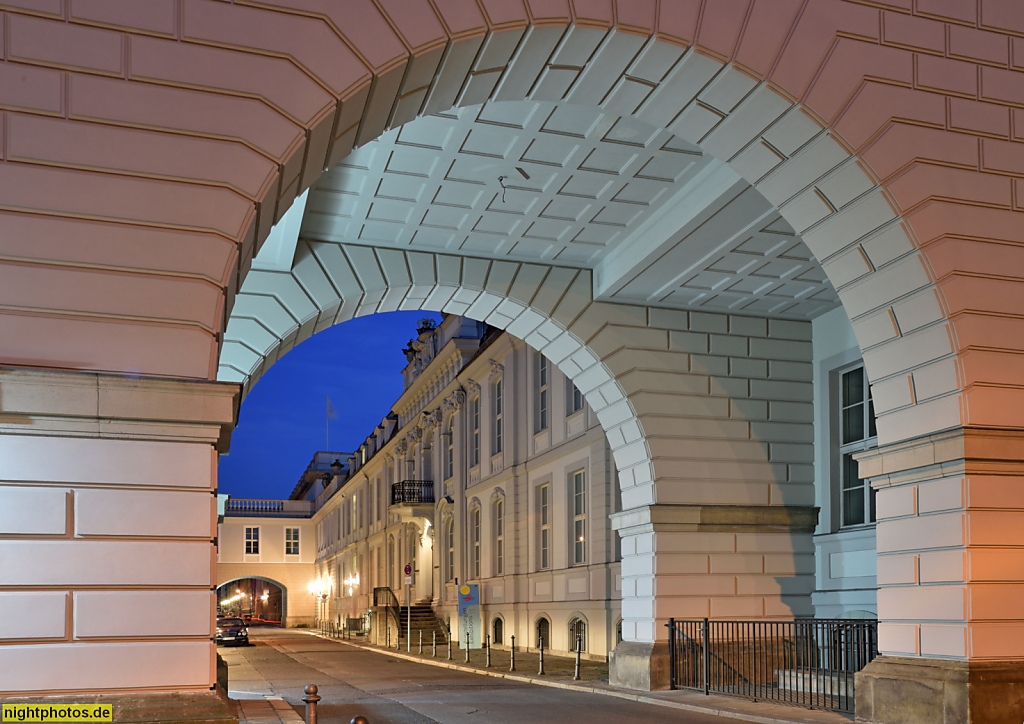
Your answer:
(369, 625), (585, 682)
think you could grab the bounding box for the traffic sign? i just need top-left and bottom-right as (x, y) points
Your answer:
(404, 563), (412, 575)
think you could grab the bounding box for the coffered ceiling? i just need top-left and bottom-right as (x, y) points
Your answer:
(286, 100), (839, 319)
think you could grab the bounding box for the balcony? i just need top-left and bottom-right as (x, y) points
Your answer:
(391, 480), (435, 506)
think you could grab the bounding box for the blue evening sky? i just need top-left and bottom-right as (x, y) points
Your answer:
(217, 310), (442, 501)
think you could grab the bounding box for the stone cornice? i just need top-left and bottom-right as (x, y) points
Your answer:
(0, 367), (239, 450)
(856, 426), (1024, 484)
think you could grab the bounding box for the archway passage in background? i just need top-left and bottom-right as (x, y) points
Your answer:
(215, 577), (285, 626)
(4, 2), (1022, 442)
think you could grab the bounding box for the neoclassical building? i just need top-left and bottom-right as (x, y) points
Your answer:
(304, 314), (622, 657)
(2, 4), (1024, 723)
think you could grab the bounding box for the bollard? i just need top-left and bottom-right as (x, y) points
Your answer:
(419, 629), (423, 655)
(465, 631), (470, 664)
(351, 718), (370, 724)
(573, 634), (582, 681)
(432, 630), (437, 657)
(509, 634), (515, 672)
(303, 684), (321, 724)
(447, 626), (452, 661)
(538, 635), (545, 676)
(485, 634), (491, 667)
(386, 625), (390, 649)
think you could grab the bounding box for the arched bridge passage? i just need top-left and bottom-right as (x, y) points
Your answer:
(223, 247), (824, 647)
(222, 244), (821, 513)
(215, 27), (959, 450)
(7, 4), (1018, 443)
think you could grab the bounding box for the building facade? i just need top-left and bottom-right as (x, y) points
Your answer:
(216, 497), (317, 628)
(307, 315), (622, 657)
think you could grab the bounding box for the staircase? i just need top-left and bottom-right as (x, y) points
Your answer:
(397, 602), (448, 645)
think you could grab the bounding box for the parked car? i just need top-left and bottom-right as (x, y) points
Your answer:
(215, 617), (249, 646)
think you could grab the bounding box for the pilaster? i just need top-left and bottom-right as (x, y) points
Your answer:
(0, 366), (237, 717)
(609, 502), (818, 690)
(854, 427), (1024, 724)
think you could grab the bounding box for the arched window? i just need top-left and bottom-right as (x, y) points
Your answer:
(536, 617), (550, 649)
(568, 617), (587, 653)
(471, 506), (481, 579)
(445, 418), (454, 480)
(387, 536), (395, 589)
(493, 617), (504, 646)
(535, 354), (549, 432)
(492, 378), (503, 454)
(493, 498), (504, 576)
(444, 518), (455, 582)
(470, 395), (480, 466)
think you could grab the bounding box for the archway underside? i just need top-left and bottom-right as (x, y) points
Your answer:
(4, 3), (1023, 440)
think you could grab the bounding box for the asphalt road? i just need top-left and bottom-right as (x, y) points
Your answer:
(220, 628), (736, 724)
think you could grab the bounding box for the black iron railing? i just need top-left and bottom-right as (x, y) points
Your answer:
(667, 618), (878, 714)
(391, 480), (434, 505)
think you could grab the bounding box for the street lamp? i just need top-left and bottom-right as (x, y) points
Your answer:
(308, 577), (331, 626)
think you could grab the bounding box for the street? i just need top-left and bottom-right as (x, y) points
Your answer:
(220, 629), (848, 724)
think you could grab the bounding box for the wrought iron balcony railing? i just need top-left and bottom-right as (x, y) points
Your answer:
(391, 480), (434, 505)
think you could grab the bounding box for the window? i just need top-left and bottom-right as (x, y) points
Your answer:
(571, 469), (586, 565)
(493, 617), (504, 646)
(245, 526), (259, 554)
(536, 617), (550, 648)
(351, 492), (358, 533)
(445, 419), (454, 480)
(493, 378), (503, 454)
(285, 527), (299, 555)
(471, 507), (481, 578)
(539, 484), (550, 570)
(494, 499), (504, 575)
(445, 518), (455, 582)
(568, 617), (586, 652)
(470, 396), (480, 467)
(536, 354), (549, 432)
(568, 383), (584, 414)
(839, 365), (878, 527)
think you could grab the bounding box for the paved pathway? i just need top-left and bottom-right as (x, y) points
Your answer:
(220, 629), (851, 724)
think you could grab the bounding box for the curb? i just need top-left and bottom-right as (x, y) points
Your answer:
(304, 631), (850, 724)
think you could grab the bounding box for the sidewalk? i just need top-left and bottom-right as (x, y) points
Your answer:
(236, 696), (303, 724)
(309, 630), (852, 724)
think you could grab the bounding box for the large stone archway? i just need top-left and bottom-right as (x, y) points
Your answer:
(2, 3), (1024, 722)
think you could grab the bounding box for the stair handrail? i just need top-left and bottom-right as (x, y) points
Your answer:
(372, 586), (401, 643)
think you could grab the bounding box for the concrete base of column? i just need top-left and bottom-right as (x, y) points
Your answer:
(4, 692), (238, 723)
(855, 656), (1024, 724)
(608, 641), (670, 691)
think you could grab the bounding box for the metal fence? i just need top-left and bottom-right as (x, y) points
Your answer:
(391, 480), (435, 505)
(667, 618), (877, 714)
